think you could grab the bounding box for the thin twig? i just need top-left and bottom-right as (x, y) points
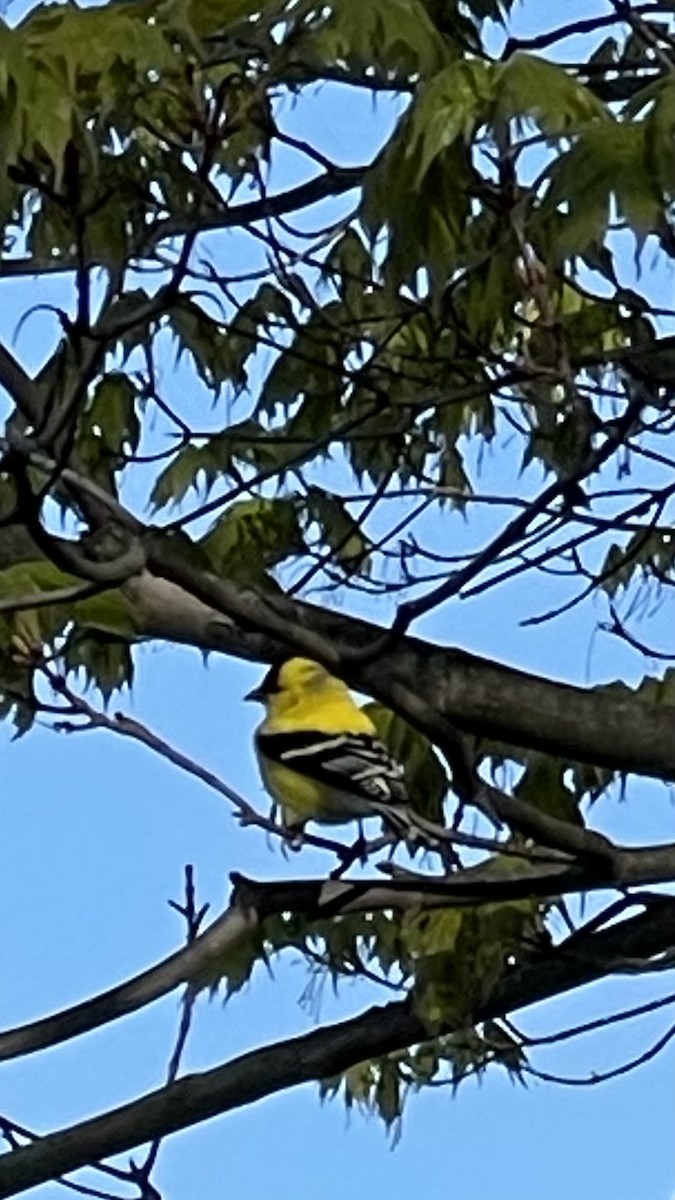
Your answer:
(505, 989), (675, 1048)
(0, 1117), (129, 1200)
(520, 1020), (675, 1086)
(133, 867), (207, 1190)
(38, 664), (384, 863)
(0, 581), (110, 615)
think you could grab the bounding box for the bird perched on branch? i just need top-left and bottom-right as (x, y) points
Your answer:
(246, 657), (415, 839)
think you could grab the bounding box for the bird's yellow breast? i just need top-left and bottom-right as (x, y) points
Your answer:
(257, 752), (374, 829)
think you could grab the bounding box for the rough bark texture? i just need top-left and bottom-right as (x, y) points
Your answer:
(125, 569), (675, 783)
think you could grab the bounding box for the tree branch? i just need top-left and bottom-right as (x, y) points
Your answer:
(0, 345), (44, 419)
(0, 167), (367, 281)
(3, 836), (675, 1066)
(3, 450), (675, 791)
(126, 564), (675, 786)
(377, 393), (645, 649)
(0, 900), (258, 1064)
(1, 898), (674, 1197)
(0, 581), (107, 615)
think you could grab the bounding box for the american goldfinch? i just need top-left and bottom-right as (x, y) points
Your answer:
(246, 657), (412, 836)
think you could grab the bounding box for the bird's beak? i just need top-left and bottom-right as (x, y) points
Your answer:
(244, 685), (265, 703)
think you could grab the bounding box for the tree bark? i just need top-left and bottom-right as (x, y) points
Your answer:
(125, 570), (675, 783)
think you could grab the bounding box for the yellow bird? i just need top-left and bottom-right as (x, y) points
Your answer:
(246, 657), (412, 836)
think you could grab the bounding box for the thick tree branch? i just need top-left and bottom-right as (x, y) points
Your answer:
(0, 901), (258, 1064)
(3, 830), (675, 1065)
(4, 423), (675, 800)
(0, 438), (141, 531)
(0, 345), (43, 418)
(3, 475), (672, 791)
(1, 898), (674, 1197)
(126, 564), (675, 786)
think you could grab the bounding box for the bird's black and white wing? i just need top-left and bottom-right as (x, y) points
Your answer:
(256, 728), (408, 809)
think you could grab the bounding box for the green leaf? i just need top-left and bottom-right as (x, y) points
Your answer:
(495, 53), (609, 134)
(2, 2), (189, 185)
(0, 559), (75, 647)
(106, 291), (156, 360)
(599, 529), (675, 596)
(0, 560), (136, 724)
(149, 420), (280, 511)
(187, 919), (265, 996)
(436, 441), (471, 504)
(186, 0), (277, 40)
(72, 590), (139, 640)
(306, 0), (451, 81)
(212, 72), (272, 182)
(77, 373), (140, 487)
(200, 497), (304, 583)
(461, 232), (522, 342)
(541, 124), (663, 260)
(64, 630), (134, 700)
(407, 60), (493, 184)
(150, 444), (207, 511)
(322, 228), (373, 311)
(477, 738), (617, 809)
(257, 309), (343, 417)
(304, 487), (371, 574)
(642, 77), (675, 196)
(514, 754), (583, 826)
(362, 135), (471, 289)
(404, 877), (542, 1031)
(169, 295), (248, 392)
(374, 1058), (402, 1130)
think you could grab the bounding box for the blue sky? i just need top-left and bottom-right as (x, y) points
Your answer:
(1, 2), (675, 1199)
